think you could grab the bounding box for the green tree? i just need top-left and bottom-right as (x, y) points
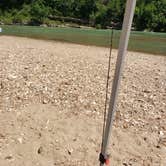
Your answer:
(0, 0), (165, 32)
(92, 0), (125, 28)
(148, 0), (166, 32)
(30, 0), (49, 24)
(134, 0), (166, 32)
(71, 0), (97, 20)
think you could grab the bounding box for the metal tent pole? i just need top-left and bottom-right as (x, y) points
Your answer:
(100, 0), (136, 165)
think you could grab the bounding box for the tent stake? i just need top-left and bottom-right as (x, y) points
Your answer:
(100, 0), (136, 165)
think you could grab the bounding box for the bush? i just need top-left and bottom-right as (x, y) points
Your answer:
(1, 12), (13, 24)
(12, 14), (24, 24)
(2, 17), (13, 25)
(95, 24), (102, 29)
(30, 0), (50, 25)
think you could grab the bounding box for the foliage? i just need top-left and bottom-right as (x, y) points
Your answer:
(0, 0), (165, 32)
(30, 0), (49, 24)
(134, 0), (166, 32)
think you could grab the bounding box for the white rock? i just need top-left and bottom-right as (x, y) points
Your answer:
(17, 137), (23, 144)
(159, 131), (164, 137)
(7, 74), (17, 80)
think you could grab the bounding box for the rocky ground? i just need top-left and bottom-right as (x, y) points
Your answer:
(0, 36), (166, 166)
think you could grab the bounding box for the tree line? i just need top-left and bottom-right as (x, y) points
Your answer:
(0, 0), (165, 32)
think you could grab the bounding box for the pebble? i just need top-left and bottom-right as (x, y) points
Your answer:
(43, 98), (49, 104)
(67, 148), (73, 155)
(17, 137), (23, 144)
(7, 74), (17, 80)
(5, 155), (13, 160)
(159, 131), (164, 137)
(37, 146), (43, 154)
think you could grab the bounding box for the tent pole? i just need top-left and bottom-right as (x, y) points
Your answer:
(100, 0), (136, 165)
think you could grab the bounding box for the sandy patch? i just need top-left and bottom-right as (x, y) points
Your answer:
(0, 36), (166, 165)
